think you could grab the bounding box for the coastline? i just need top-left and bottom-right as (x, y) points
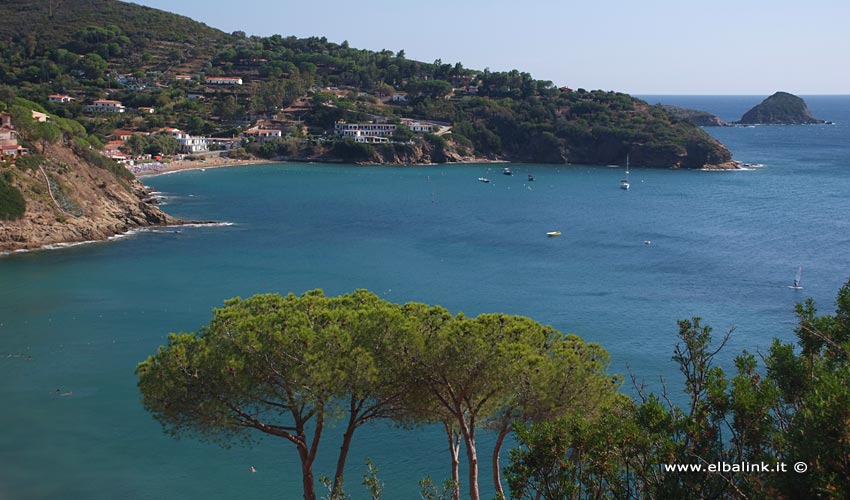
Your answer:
(135, 154), (736, 178)
(0, 221), (233, 257)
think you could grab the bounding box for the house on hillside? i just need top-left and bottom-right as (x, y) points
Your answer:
(109, 129), (147, 142)
(242, 128), (283, 144)
(205, 76), (243, 85)
(83, 100), (126, 113)
(48, 94), (74, 103)
(0, 115), (26, 157)
(391, 94), (408, 103)
(400, 118), (434, 133)
(138, 107), (155, 114)
(174, 74), (193, 81)
(31, 111), (49, 123)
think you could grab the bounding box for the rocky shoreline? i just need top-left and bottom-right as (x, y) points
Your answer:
(1, 142), (181, 254)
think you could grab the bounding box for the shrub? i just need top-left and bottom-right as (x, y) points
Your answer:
(0, 176), (26, 220)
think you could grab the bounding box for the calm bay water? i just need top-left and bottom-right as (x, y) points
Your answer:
(1, 96), (849, 499)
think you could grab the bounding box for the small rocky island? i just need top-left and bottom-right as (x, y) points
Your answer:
(737, 92), (826, 125)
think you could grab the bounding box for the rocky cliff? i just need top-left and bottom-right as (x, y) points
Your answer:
(738, 92), (825, 125)
(1, 142), (178, 253)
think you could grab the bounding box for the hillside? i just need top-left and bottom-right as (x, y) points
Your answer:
(0, 0), (229, 75)
(0, 0), (734, 169)
(737, 92), (826, 125)
(659, 105), (728, 127)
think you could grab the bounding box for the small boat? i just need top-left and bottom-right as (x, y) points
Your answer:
(503, 167), (512, 175)
(788, 266), (803, 290)
(546, 231), (561, 237)
(620, 154), (630, 190)
(528, 174), (535, 181)
(478, 177), (490, 183)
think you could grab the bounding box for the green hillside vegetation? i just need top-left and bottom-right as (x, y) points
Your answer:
(0, 0), (732, 167)
(0, 171), (26, 220)
(0, 0), (228, 75)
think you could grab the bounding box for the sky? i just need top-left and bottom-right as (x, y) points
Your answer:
(130, 0), (850, 95)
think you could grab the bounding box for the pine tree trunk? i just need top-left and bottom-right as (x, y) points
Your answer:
(333, 413), (357, 494)
(299, 446), (317, 500)
(492, 424), (510, 499)
(460, 422), (480, 500)
(444, 421), (461, 500)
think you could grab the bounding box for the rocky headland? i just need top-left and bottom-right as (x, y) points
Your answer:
(1, 142), (179, 253)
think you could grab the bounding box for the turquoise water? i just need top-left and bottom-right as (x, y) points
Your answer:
(1, 96), (849, 499)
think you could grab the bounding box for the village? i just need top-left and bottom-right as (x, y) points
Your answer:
(2, 65), (467, 176)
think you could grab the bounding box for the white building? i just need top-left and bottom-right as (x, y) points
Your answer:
(166, 128), (209, 154)
(400, 118), (434, 133)
(205, 77), (243, 85)
(84, 100), (126, 113)
(391, 94), (408, 103)
(334, 119), (435, 142)
(335, 121), (396, 139)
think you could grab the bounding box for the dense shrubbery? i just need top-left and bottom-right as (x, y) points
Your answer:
(0, 172), (26, 220)
(507, 280), (850, 500)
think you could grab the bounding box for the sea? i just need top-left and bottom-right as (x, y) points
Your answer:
(1, 96), (848, 500)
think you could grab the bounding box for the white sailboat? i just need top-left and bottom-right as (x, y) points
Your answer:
(788, 266), (803, 290)
(620, 154), (630, 190)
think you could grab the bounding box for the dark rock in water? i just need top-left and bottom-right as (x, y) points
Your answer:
(737, 92), (826, 124)
(659, 105), (729, 127)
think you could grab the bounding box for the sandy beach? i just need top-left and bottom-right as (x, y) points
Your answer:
(132, 155), (507, 178)
(134, 156), (277, 178)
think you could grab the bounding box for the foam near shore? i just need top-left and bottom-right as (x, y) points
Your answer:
(1, 222), (235, 257)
